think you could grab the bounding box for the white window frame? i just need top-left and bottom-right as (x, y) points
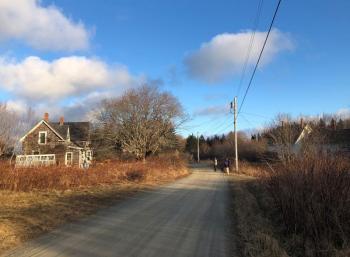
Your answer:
(65, 152), (73, 166)
(38, 131), (47, 145)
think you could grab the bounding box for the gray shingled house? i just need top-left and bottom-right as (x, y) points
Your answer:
(16, 113), (93, 167)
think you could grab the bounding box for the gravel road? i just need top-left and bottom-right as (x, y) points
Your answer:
(4, 165), (232, 257)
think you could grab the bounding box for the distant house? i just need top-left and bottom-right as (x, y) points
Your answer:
(295, 125), (350, 154)
(263, 120), (350, 159)
(16, 113), (93, 167)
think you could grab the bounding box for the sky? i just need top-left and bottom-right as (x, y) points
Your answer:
(0, 0), (349, 137)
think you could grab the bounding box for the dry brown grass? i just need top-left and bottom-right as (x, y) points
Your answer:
(0, 154), (188, 191)
(230, 154), (350, 257)
(0, 154), (188, 254)
(235, 161), (267, 177)
(229, 175), (289, 257)
(264, 154), (350, 257)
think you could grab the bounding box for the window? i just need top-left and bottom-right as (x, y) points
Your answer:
(38, 131), (47, 144)
(86, 150), (92, 160)
(65, 152), (73, 166)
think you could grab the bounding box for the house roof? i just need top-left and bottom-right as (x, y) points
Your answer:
(20, 120), (90, 147)
(20, 120), (64, 142)
(295, 126), (350, 145)
(49, 122), (90, 145)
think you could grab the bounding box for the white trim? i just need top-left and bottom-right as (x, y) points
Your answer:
(295, 124), (313, 145)
(16, 154), (56, 167)
(67, 126), (71, 142)
(20, 120), (64, 142)
(38, 131), (47, 145)
(67, 146), (83, 150)
(65, 152), (73, 166)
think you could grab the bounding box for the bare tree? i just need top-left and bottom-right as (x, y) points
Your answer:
(263, 113), (301, 162)
(0, 104), (20, 157)
(94, 85), (186, 160)
(0, 104), (37, 162)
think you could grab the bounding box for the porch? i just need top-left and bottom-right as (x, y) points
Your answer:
(15, 154), (56, 167)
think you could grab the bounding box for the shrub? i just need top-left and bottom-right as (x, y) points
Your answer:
(0, 154), (188, 192)
(264, 154), (350, 257)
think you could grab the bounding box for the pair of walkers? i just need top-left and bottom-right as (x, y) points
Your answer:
(213, 157), (230, 174)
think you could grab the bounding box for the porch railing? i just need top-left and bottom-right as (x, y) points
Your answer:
(15, 154), (56, 167)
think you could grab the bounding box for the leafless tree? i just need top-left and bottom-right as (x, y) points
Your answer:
(94, 85), (186, 160)
(263, 113), (301, 162)
(0, 104), (20, 157)
(0, 104), (37, 162)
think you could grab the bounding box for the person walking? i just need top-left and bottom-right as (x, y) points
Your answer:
(224, 158), (230, 175)
(213, 157), (218, 172)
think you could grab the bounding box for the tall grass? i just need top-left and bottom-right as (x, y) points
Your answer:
(264, 154), (350, 257)
(0, 154), (188, 191)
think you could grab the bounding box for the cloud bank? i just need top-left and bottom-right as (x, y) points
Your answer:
(0, 55), (149, 120)
(336, 108), (350, 119)
(184, 29), (293, 83)
(0, 0), (90, 51)
(194, 104), (229, 117)
(0, 56), (144, 101)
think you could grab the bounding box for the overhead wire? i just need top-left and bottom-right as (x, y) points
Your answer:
(236, 0), (264, 98)
(238, 0), (283, 115)
(240, 111), (272, 120)
(179, 112), (231, 136)
(239, 114), (256, 128)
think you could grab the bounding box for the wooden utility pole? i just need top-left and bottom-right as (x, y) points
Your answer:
(197, 132), (200, 163)
(233, 97), (239, 172)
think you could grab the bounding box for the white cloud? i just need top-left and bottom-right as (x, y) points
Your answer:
(194, 104), (230, 116)
(0, 56), (144, 101)
(5, 100), (28, 114)
(184, 29), (293, 83)
(0, 0), (90, 51)
(336, 108), (350, 119)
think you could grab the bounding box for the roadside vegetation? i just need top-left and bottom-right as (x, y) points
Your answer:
(188, 113), (350, 257)
(0, 154), (188, 191)
(0, 85), (189, 254)
(0, 154), (188, 254)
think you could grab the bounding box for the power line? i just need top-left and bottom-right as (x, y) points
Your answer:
(240, 111), (272, 120)
(240, 114), (256, 128)
(179, 113), (231, 137)
(208, 118), (230, 133)
(178, 113), (229, 133)
(236, 0), (264, 97)
(212, 122), (232, 135)
(238, 0), (283, 115)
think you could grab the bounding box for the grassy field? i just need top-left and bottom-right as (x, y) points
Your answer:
(0, 155), (188, 254)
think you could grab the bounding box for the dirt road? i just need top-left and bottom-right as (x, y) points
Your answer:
(4, 165), (232, 257)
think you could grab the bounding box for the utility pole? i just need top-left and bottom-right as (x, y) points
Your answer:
(233, 97), (239, 172)
(197, 132), (200, 163)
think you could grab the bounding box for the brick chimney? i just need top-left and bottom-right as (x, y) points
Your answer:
(44, 112), (49, 122)
(300, 118), (304, 128)
(59, 116), (64, 126)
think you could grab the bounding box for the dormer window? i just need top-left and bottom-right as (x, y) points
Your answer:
(38, 131), (47, 144)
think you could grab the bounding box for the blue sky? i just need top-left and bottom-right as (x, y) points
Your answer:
(0, 0), (349, 137)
